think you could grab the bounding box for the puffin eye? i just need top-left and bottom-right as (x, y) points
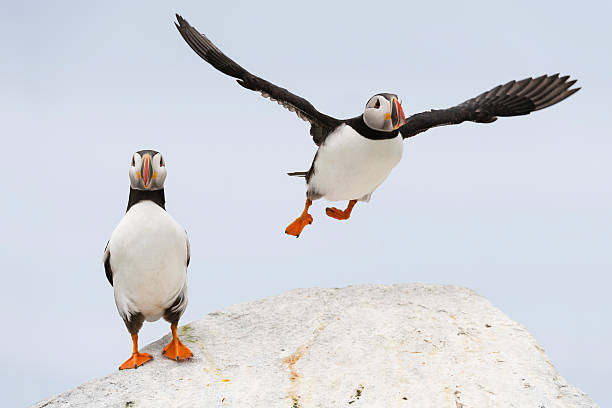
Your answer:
(374, 99), (380, 109)
(159, 156), (164, 167)
(131, 157), (135, 167)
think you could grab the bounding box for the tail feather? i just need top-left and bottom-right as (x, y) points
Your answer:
(287, 171), (308, 177)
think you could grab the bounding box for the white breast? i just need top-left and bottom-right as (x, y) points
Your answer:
(308, 124), (403, 202)
(108, 201), (188, 322)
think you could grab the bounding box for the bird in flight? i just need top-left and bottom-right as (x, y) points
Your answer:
(175, 14), (579, 238)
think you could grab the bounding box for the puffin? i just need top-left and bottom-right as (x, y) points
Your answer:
(174, 14), (580, 238)
(103, 150), (193, 369)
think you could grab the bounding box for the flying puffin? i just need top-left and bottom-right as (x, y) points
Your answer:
(103, 150), (193, 369)
(174, 15), (580, 238)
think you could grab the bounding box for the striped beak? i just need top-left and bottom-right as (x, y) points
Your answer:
(391, 97), (407, 130)
(140, 154), (154, 189)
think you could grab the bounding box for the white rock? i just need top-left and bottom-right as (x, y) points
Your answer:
(34, 284), (598, 408)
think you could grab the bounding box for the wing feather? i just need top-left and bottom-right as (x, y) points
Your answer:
(103, 241), (113, 286)
(175, 14), (341, 145)
(400, 74), (579, 139)
(185, 230), (190, 268)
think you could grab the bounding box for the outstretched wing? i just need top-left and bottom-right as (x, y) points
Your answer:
(400, 74), (579, 139)
(175, 14), (341, 145)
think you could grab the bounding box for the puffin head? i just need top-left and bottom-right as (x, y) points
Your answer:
(363, 93), (406, 132)
(128, 150), (167, 191)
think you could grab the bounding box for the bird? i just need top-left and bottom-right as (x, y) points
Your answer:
(103, 150), (193, 370)
(174, 14), (580, 238)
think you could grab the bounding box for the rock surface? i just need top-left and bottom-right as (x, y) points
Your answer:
(34, 284), (597, 408)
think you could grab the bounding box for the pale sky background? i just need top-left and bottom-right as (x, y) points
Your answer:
(2, 1), (611, 406)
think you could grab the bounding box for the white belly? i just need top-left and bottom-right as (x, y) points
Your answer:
(308, 124), (403, 201)
(109, 201), (188, 322)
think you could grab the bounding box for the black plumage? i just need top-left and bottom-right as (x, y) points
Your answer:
(400, 75), (580, 138)
(123, 312), (145, 335)
(103, 241), (113, 286)
(163, 292), (187, 326)
(175, 14), (341, 146)
(126, 188), (165, 212)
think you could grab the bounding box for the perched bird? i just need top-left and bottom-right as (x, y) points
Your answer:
(103, 150), (193, 370)
(175, 14), (580, 238)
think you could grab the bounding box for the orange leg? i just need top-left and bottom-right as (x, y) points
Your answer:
(285, 199), (314, 238)
(326, 200), (357, 221)
(119, 334), (152, 370)
(162, 324), (193, 361)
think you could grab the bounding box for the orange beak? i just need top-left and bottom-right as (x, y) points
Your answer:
(392, 98), (406, 130)
(397, 100), (406, 127)
(141, 154), (153, 189)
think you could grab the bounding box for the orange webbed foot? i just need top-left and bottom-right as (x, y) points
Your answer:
(162, 325), (193, 361)
(162, 337), (193, 361)
(119, 352), (152, 370)
(325, 200), (357, 221)
(325, 207), (350, 220)
(284, 213), (313, 237)
(119, 333), (152, 370)
(285, 199), (313, 238)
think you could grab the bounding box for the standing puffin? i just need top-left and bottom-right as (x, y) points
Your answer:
(175, 15), (579, 238)
(103, 150), (193, 369)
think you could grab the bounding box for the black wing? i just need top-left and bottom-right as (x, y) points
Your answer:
(400, 74), (580, 139)
(175, 14), (341, 145)
(185, 231), (190, 268)
(103, 241), (113, 286)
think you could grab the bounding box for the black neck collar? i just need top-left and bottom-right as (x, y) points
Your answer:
(344, 115), (400, 140)
(126, 188), (166, 212)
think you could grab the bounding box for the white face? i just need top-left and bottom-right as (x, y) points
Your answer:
(128, 151), (167, 191)
(363, 94), (406, 132)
